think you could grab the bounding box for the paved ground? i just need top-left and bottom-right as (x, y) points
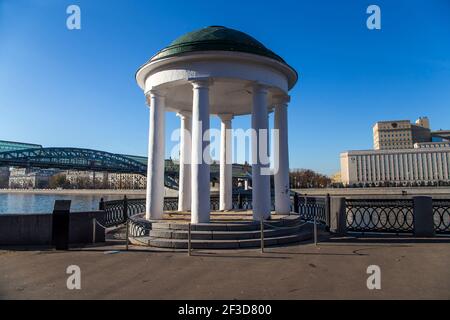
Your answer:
(0, 236), (449, 299)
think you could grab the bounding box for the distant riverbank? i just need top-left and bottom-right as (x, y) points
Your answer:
(0, 189), (146, 196)
(2, 187), (450, 198)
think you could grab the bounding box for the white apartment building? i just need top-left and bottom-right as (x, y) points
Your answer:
(340, 142), (450, 185)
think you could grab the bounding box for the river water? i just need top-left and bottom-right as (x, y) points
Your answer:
(0, 193), (142, 214)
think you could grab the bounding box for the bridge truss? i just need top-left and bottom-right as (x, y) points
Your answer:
(0, 147), (147, 175)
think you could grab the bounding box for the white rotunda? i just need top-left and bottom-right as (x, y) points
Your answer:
(136, 26), (298, 224)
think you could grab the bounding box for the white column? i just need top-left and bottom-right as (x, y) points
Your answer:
(413, 154), (419, 180)
(418, 153), (423, 180)
(376, 155), (381, 182)
(251, 84), (271, 221)
(428, 153), (433, 180)
(394, 154), (399, 181)
(219, 114), (233, 211)
(357, 156), (362, 182)
(362, 156), (366, 182)
(437, 152), (443, 180)
(177, 112), (192, 212)
(399, 154), (405, 181)
(443, 152), (449, 180)
(190, 79), (211, 224)
(423, 154), (429, 180)
(145, 90), (165, 220)
(389, 154), (395, 181)
(371, 155), (376, 181)
(274, 101), (291, 214)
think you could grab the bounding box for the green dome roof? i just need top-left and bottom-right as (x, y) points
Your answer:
(150, 26), (287, 64)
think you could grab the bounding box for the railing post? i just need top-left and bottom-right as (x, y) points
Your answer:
(260, 219), (264, 254)
(99, 198), (105, 211)
(304, 195), (308, 219)
(314, 211), (318, 246)
(188, 223), (192, 256)
(325, 193), (331, 231)
(92, 218), (96, 244)
(125, 219), (129, 251)
(52, 200), (71, 250)
(413, 196), (435, 237)
(329, 197), (347, 235)
(123, 195), (128, 224)
(238, 193), (243, 209)
(293, 192), (299, 214)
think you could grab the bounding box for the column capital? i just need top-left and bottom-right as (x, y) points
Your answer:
(273, 94), (290, 107)
(250, 82), (270, 94)
(218, 113), (234, 122)
(176, 111), (192, 120)
(145, 88), (166, 106)
(146, 88), (167, 97)
(189, 77), (213, 89)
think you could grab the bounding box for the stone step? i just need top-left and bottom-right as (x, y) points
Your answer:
(149, 223), (305, 240)
(150, 215), (301, 232)
(150, 233), (311, 249)
(129, 224), (324, 249)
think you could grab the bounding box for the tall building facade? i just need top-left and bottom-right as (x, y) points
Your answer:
(342, 117), (450, 186)
(341, 142), (450, 185)
(373, 117), (431, 150)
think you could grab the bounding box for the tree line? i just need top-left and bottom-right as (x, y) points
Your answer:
(289, 169), (332, 188)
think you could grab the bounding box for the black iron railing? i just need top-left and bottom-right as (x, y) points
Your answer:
(433, 200), (450, 234)
(101, 192), (327, 228)
(100, 198), (128, 227)
(129, 215), (151, 237)
(101, 194), (260, 228)
(102, 194), (450, 235)
(101, 196), (179, 227)
(163, 197), (178, 211)
(345, 199), (414, 233)
(292, 193), (329, 226)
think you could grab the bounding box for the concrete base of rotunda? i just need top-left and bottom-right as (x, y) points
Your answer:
(126, 209), (325, 249)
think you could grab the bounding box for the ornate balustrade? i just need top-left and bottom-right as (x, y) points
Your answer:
(296, 196), (328, 225)
(101, 194), (450, 236)
(433, 200), (450, 234)
(291, 194), (329, 226)
(345, 199), (414, 233)
(101, 193), (327, 228)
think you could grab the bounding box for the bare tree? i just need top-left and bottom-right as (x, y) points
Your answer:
(289, 169), (331, 188)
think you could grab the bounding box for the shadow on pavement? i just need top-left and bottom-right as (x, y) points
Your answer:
(322, 234), (450, 245)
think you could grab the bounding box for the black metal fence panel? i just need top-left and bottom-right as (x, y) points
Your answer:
(432, 200), (450, 234)
(346, 199), (414, 233)
(102, 192), (330, 232)
(102, 194), (450, 235)
(296, 196), (328, 225)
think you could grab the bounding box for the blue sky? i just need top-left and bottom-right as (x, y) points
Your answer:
(0, 0), (449, 175)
